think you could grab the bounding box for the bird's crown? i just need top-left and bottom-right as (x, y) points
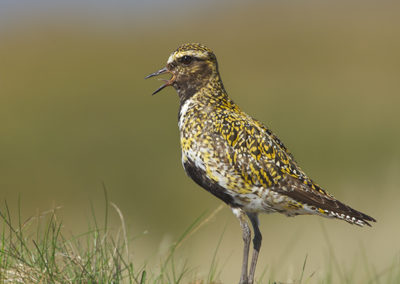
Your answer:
(167, 43), (216, 64)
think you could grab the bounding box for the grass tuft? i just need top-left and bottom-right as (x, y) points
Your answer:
(0, 194), (224, 284)
(0, 198), (138, 283)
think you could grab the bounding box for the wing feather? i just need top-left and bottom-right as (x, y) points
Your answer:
(213, 110), (376, 225)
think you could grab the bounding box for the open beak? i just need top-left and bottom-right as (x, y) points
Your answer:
(145, 67), (175, 95)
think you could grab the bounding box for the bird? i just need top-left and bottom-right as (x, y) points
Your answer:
(145, 43), (376, 284)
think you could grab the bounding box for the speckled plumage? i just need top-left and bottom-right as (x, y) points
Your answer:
(146, 43), (375, 284)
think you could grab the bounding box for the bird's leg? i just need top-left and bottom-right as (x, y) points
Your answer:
(232, 207), (251, 284)
(247, 213), (262, 284)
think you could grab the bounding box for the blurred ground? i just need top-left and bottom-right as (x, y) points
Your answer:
(1, 0), (399, 282)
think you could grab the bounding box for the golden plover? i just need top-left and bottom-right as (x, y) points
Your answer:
(145, 43), (376, 284)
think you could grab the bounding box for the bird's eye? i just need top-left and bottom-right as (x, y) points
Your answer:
(180, 55), (193, 65)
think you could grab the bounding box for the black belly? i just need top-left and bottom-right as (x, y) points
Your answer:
(183, 159), (241, 208)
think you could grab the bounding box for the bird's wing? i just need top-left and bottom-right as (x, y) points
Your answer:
(212, 110), (316, 193)
(212, 111), (375, 225)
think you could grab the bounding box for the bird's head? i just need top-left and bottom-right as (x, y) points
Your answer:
(145, 43), (220, 97)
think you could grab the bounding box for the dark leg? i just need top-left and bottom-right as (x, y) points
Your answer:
(247, 213), (262, 284)
(232, 207), (251, 284)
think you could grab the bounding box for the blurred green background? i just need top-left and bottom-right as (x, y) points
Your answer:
(1, 0), (400, 282)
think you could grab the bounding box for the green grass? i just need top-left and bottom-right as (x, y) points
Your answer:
(0, 196), (399, 284)
(0, 191), (225, 284)
(0, 197), (138, 283)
